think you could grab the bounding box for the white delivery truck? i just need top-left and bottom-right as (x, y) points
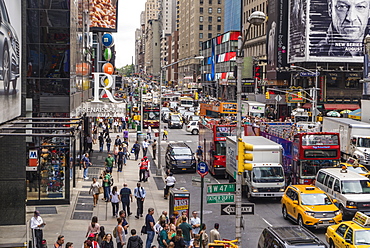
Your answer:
(241, 101), (265, 117)
(226, 136), (285, 200)
(322, 117), (370, 166)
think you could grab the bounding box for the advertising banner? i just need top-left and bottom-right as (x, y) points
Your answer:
(89, 0), (118, 32)
(289, 0), (370, 63)
(0, 0), (21, 124)
(266, 0), (289, 80)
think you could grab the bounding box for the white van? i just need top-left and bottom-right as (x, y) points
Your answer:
(315, 168), (370, 218)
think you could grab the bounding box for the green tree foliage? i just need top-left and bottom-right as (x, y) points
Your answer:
(117, 64), (134, 77)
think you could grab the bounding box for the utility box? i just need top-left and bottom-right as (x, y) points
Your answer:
(169, 188), (190, 220)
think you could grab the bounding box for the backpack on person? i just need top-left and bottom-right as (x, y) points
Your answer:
(113, 225), (117, 238)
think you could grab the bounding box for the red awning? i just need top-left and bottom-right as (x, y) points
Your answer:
(324, 104), (360, 110)
(302, 103), (312, 109)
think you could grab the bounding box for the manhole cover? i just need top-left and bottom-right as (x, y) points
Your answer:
(79, 192), (91, 197)
(77, 198), (92, 204)
(36, 207), (57, 214)
(72, 212), (93, 220)
(75, 204), (94, 211)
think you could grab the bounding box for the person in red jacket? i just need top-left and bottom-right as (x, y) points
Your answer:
(138, 159), (148, 182)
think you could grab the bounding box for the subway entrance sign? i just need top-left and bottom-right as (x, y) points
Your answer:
(207, 194), (235, 204)
(207, 183), (235, 194)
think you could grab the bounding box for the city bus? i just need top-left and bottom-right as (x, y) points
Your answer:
(143, 106), (160, 128)
(199, 102), (237, 117)
(253, 123), (341, 184)
(179, 96), (194, 108)
(199, 121), (237, 176)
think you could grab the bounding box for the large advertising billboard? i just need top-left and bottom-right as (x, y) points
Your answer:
(0, 0), (21, 124)
(288, 0), (370, 63)
(89, 0), (118, 32)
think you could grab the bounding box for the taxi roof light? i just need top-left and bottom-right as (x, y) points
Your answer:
(305, 187), (315, 191)
(353, 211), (370, 227)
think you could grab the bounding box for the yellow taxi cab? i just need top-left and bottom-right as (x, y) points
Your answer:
(326, 211), (370, 248)
(281, 185), (342, 228)
(338, 158), (370, 178)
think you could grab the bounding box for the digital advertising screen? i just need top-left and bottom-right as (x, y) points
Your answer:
(89, 0), (118, 32)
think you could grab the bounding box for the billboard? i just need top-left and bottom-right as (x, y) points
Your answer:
(89, 0), (118, 32)
(266, 0), (289, 80)
(288, 0), (370, 63)
(0, 0), (21, 124)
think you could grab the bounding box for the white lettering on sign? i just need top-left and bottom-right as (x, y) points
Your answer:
(92, 73), (122, 103)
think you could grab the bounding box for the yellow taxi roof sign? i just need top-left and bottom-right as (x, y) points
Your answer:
(353, 212), (370, 227)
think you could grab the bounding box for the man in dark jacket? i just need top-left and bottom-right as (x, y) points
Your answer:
(127, 229), (143, 248)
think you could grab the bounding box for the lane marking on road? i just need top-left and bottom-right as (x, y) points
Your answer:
(214, 178), (220, 184)
(262, 217), (273, 227)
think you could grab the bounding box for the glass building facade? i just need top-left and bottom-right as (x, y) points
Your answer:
(224, 0), (241, 32)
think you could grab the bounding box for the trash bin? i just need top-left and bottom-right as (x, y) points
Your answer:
(169, 187), (190, 219)
(137, 132), (146, 142)
(154, 130), (159, 137)
(137, 124), (141, 132)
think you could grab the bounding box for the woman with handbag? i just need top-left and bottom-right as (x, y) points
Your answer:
(89, 177), (101, 207)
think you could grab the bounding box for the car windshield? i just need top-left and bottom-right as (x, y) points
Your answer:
(355, 230), (370, 245)
(252, 167), (284, 183)
(341, 180), (370, 194)
(300, 193), (333, 205)
(171, 116), (181, 121)
(173, 148), (192, 156)
(346, 166), (369, 174)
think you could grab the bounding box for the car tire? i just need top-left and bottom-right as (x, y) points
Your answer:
(3, 44), (10, 94)
(339, 204), (348, 220)
(192, 129), (199, 135)
(282, 205), (288, 220)
(297, 215), (304, 226)
(329, 239), (335, 248)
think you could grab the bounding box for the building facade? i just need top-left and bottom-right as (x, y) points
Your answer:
(224, 0), (241, 32)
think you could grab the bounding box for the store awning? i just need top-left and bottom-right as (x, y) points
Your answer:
(324, 104), (360, 110)
(302, 103), (312, 109)
(349, 108), (361, 120)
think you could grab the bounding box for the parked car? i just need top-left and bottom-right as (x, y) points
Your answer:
(186, 121), (199, 135)
(165, 142), (196, 173)
(0, 0), (19, 94)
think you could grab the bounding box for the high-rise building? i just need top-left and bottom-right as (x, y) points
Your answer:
(224, 0), (241, 32)
(178, 0), (224, 87)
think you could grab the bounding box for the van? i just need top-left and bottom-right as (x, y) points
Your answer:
(258, 226), (327, 248)
(315, 168), (370, 218)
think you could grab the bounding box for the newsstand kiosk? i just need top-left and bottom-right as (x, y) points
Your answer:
(169, 187), (190, 219)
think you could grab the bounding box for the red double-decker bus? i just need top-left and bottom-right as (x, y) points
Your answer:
(143, 106), (160, 128)
(199, 121), (236, 176)
(291, 132), (341, 184)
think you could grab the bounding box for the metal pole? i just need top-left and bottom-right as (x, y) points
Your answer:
(157, 69), (163, 176)
(313, 68), (318, 122)
(236, 35), (243, 247)
(140, 84), (143, 131)
(200, 176), (204, 248)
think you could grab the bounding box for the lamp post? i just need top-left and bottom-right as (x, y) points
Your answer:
(157, 56), (204, 176)
(236, 11), (266, 247)
(290, 65), (319, 122)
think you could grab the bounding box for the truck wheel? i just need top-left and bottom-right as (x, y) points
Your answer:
(282, 205), (288, 220)
(246, 188), (254, 202)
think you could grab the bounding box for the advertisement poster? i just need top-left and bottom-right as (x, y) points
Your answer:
(0, 0), (21, 124)
(89, 0), (118, 32)
(173, 197), (189, 216)
(289, 0), (370, 63)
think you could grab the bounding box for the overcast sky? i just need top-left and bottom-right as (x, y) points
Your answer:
(113, 0), (146, 68)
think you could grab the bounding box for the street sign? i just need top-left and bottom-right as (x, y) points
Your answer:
(300, 71), (320, 77)
(192, 176), (211, 183)
(207, 183), (235, 194)
(275, 95), (282, 102)
(197, 161), (209, 178)
(220, 204), (255, 215)
(207, 194), (235, 204)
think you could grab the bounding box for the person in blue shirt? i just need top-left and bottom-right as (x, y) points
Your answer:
(145, 208), (155, 248)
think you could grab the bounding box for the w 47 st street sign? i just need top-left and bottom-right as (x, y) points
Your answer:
(220, 204), (255, 215)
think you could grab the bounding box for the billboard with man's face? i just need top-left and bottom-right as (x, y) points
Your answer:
(0, 0), (21, 124)
(288, 0), (370, 63)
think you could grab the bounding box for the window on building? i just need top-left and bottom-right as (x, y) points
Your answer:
(218, 0), (221, 3)
(208, 7), (212, 13)
(217, 16), (221, 22)
(199, 25), (203, 30)
(200, 7), (203, 13)
(208, 25), (212, 30)
(208, 16), (212, 22)
(217, 8), (221, 13)
(199, 33), (203, 39)
(200, 0), (203, 4)
(208, 33), (212, 38)
(200, 16), (203, 22)
(209, 0), (212, 3)
(217, 25), (221, 31)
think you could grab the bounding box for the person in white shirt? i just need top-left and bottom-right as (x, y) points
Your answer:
(190, 211), (201, 235)
(142, 139), (149, 157)
(164, 173), (176, 199)
(30, 210), (46, 248)
(146, 125), (152, 140)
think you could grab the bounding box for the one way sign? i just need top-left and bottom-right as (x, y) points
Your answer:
(220, 204), (255, 215)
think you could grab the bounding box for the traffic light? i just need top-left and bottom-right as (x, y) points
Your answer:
(254, 65), (262, 81)
(265, 91), (270, 99)
(208, 244), (225, 248)
(237, 138), (254, 174)
(297, 91), (302, 98)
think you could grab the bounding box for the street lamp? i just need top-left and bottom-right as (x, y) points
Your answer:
(290, 65), (319, 122)
(156, 56), (204, 176)
(236, 10), (266, 248)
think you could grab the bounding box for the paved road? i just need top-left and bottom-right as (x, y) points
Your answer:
(158, 124), (328, 247)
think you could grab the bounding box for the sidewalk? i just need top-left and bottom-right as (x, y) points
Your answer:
(0, 130), (167, 247)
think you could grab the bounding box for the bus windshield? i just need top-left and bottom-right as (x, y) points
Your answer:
(341, 180), (370, 194)
(215, 141), (226, 156)
(144, 110), (160, 120)
(300, 160), (339, 178)
(215, 127), (236, 137)
(302, 134), (339, 146)
(252, 167), (284, 183)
